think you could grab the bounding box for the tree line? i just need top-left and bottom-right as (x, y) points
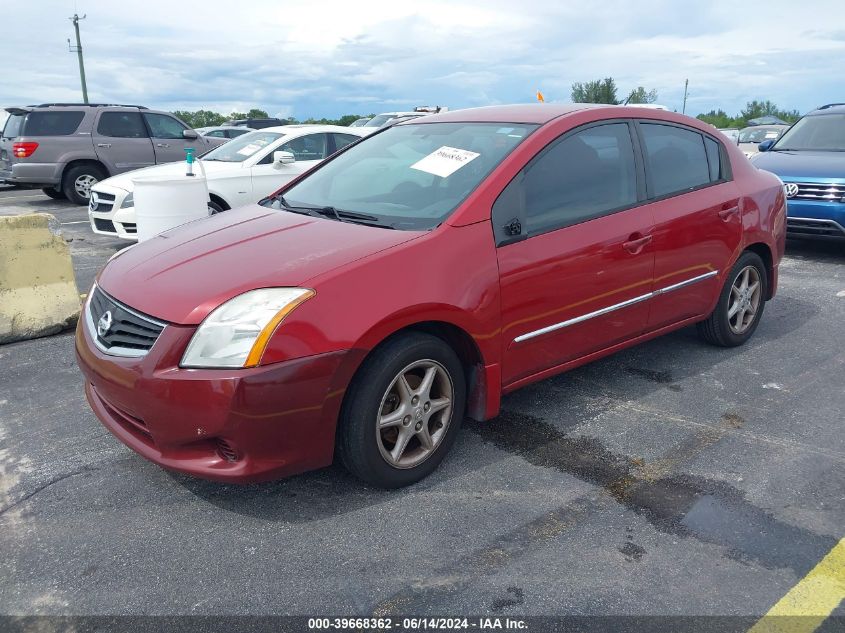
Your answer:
(695, 100), (801, 129)
(171, 107), (370, 129)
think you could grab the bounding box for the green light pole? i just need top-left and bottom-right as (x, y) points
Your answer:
(68, 13), (89, 104)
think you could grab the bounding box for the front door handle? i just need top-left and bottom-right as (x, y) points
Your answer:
(156, 143), (170, 148)
(623, 234), (652, 254)
(719, 206), (740, 221)
(96, 143), (111, 148)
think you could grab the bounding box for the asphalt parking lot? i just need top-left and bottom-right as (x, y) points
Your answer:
(1, 190), (843, 623)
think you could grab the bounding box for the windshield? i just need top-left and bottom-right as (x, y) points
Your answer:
(363, 114), (398, 128)
(201, 130), (283, 162)
(277, 121), (537, 230)
(739, 127), (783, 144)
(773, 114), (845, 151)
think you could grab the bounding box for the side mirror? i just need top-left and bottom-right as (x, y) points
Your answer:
(272, 151), (295, 169)
(758, 139), (775, 152)
(183, 129), (199, 140)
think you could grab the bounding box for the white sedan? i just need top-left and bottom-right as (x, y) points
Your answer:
(87, 125), (370, 241)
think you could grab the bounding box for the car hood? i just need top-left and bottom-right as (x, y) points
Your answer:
(95, 160), (244, 192)
(97, 205), (425, 324)
(752, 151), (845, 181)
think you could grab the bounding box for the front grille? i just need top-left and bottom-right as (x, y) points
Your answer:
(88, 286), (165, 355)
(787, 218), (845, 237)
(93, 218), (116, 233)
(791, 182), (845, 201)
(90, 191), (115, 213)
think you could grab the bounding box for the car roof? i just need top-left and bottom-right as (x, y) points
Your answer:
(406, 103), (608, 124)
(246, 124), (369, 134)
(809, 103), (845, 115)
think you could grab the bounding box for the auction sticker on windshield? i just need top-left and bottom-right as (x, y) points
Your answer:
(411, 146), (480, 178)
(237, 143), (264, 157)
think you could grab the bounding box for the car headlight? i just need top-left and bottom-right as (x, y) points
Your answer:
(119, 192), (134, 209)
(181, 288), (314, 368)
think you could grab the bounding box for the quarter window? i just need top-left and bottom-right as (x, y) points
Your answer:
(640, 123), (711, 197)
(332, 133), (359, 152)
(703, 136), (722, 182)
(24, 111), (85, 136)
(97, 112), (148, 138)
(516, 123), (639, 235)
(143, 113), (188, 139)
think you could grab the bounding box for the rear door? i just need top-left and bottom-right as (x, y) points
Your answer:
(92, 111), (155, 174)
(142, 112), (202, 163)
(495, 120), (655, 386)
(635, 121), (742, 328)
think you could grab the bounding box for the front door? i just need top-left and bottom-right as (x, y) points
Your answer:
(250, 133), (330, 198)
(635, 122), (743, 328)
(143, 112), (202, 164)
(494, 121), (656, 386)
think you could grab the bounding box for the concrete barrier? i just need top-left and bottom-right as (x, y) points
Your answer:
(0, 213), (80, 344)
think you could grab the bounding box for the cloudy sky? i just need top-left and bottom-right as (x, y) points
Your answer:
(3, 0), (845, 120)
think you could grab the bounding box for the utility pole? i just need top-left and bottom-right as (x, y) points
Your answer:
(67, 14), (89, 104)
(682, 78), (689, 114)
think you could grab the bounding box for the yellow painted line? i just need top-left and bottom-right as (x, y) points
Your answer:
(749, 538), (845, 633)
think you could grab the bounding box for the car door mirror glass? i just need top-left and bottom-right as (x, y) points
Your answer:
(183, 129), (198, 140)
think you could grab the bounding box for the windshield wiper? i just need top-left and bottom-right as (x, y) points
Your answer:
(267, 195), (395, 229)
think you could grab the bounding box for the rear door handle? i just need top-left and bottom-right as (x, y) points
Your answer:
(719, 206), (740, 220)
(623, 234), (652, 254)
(96, 143), (111, 148)
(156, 143), (170, 148)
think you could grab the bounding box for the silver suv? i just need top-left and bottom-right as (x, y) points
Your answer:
(0, 103), (225, 205)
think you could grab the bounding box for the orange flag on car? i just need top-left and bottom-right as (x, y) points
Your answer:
(536, 90), (545, 103)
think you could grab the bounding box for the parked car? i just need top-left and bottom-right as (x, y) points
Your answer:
(88, 125), (368, 240)
(718, 128), (740, 143)
(0, 103), (226, 204)
(195, 125), (254, 139)
(223, 117), (287, 129)
(76, 104), (785, 488)
(349, 117), (371, 127)
(737, 124), (788, 157)
(751, 103), (845, 238)
(362, 107), (448, 129)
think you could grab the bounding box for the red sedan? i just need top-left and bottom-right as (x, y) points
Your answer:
(76, 104), (786, 488)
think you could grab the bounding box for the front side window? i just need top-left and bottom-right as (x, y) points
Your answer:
(201, 130), (284, 163)
(279, 122), (537, 230)
(205, 130), (226, 138)
(143, 113), (188, 139)
(332, 133), (360, 152)
(97, 112), (148, 138)
(512, 123), (639, 236)
(773, 114), (845, 151)
(280, 133), (328, 161)
(24, 111), (85, 136)
(640, 123), (711, 197)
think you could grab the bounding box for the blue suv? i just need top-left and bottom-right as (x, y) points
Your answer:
(752, 103), (845, 238)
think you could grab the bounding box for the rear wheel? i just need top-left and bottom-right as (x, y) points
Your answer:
(41, 187), (66, 200)
(697, 251), (767, 347)
(208, 200), (225, 215)
(62, 164), (105, 205)
(337, 332), (466, 488)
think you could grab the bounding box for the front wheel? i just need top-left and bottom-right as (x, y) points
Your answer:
(208, 200), (226, 215)
(337, 332), (466, 488)
(697, 251), (768, 347)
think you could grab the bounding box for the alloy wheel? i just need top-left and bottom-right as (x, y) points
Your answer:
(727, 265), (762, 334)
(376, 359), (453, 469)
(74, 174), (98, 199)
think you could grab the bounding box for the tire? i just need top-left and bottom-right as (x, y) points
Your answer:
(41, 187), (66, 200)
(697, 251), (768, 347)
(208, 200), (226, 215)
(337, 332), (466, 488)
(62, 164), (105, 206)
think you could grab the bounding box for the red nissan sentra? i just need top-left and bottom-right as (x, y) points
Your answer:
(76, 104), (786, 488)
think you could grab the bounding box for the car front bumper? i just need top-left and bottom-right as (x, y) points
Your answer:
(88, 184), (138, 241)
(786, 199), (845, 238)
(75, 299), (351, 483)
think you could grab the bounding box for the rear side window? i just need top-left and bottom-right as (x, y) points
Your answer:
(518, 123), (639, 235)
(640, 123), (711, 197)
(703, 136), (722, 182)
(97, 112), (148, 138)
(23, 111), (84, 136)
(332, 133), (359, 152)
